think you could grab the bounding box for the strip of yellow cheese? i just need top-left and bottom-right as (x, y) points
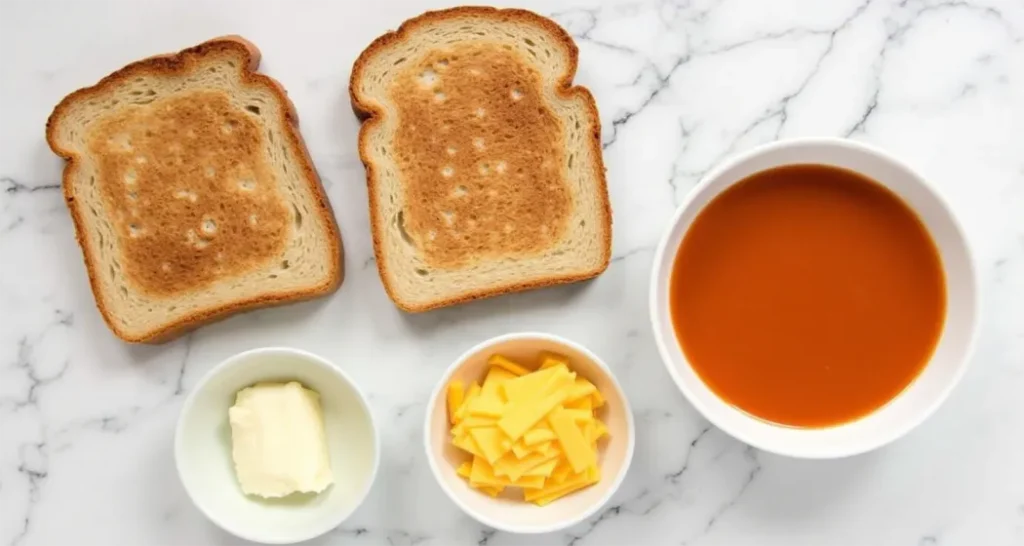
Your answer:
(493, 449), (560, 481)
(549, 407), (596, 473)
(462, 460), (504, 499)
(591, 389), (605, 408)
(470, 456), (545, 489)
(528, 466), (601, 505)
(511, 440), (532, 459)
(551, 460), (573, 484)
(459, 415), (498, 428)
(565, 377), (597, 403)
(562, 408), (594, 424)
(523, 427), (556, 446)
(468, 395), (505, 418)
(488, 355), (531, 376)
(525, 465), (600, 502)
(469, 427), (510, 464)
(513, 436), (557, 458)
(452, 433), (483, 458)
(497, 381), (571, 441)
(451, 414), (498, 437)
(581, 420), (596, 444)
(538, 351), (569, 369)
(534, 441), (556, 457)
(468, 456), (496, 487)
(566, 396), (593, 411)
(481, 367), (516, 400)
(501, 365), (570, 402)
(455, 382), (482, 422)
(478, 485), (504, 497)
(447, 380), (465, 425)
(461, 382), (481, 409)
(523, 458), (559, 478)
(585, 417), (606, 442)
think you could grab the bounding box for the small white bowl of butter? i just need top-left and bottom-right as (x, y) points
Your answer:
(175, 347), (379, 544)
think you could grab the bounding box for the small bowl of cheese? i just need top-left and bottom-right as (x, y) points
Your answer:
(425, 333), (635, 534)
(175, 347), (379, 544)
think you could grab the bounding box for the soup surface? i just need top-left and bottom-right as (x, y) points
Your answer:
(670, 164), (946, 428)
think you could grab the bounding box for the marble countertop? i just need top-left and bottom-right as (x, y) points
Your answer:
(2, 0), (1022, 544)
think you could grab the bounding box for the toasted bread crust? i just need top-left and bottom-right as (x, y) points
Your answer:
(46, 36), (344, 343)
(350, 7), (612, 312)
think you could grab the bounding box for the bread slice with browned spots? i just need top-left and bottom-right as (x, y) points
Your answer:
(350, 7), (611, 312)
(46, 37), (343, 343)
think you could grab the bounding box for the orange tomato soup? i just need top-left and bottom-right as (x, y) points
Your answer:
(670, 165), (946, 428)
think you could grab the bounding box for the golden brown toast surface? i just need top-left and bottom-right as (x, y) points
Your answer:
(390, 44), (570, 269)
(89, 90), (290, 297)
(350, 8), (611, 312)
(46, 36), (343, 342)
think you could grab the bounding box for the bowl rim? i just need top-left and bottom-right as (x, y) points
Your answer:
(423, 332), (636, 534)
(648, 136), (980, 459)
(173, 346), (381, 544)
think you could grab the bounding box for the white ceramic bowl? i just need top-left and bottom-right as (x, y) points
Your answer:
(650, 138), (979, 459)
(425, 333), (635, 534)
(175, 347), (380, 544)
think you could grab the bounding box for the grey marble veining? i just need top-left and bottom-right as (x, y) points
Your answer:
(1, 0), (1022, 544)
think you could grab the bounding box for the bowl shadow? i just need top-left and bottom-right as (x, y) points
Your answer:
(398, 280), (595, 337)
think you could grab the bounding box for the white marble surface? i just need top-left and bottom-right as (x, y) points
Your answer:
(1, 0), (1022, 544)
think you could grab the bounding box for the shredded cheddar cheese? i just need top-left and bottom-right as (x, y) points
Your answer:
(446, 352), (608, 505)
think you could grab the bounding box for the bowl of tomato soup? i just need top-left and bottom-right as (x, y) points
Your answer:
(650, 138), (978, 458)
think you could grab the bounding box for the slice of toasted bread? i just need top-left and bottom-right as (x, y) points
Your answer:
(350, 7), (611, 312)
(46, 37), (343, 343)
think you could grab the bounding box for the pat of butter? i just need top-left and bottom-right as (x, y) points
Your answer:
(228, 381), (333, 498)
